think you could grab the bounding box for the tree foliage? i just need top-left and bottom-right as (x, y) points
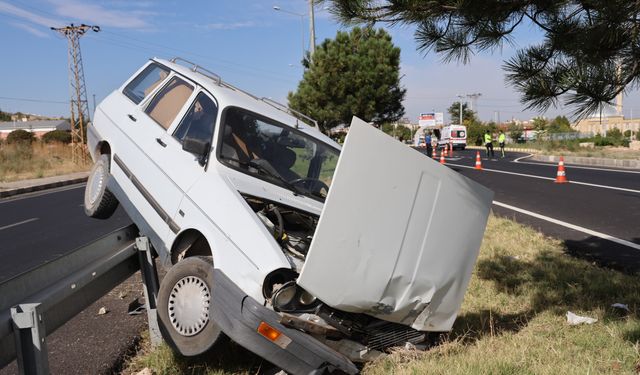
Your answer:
(288, 27), (405, 131)
(6, 129), (35, 144)
(325, 0), (640, 119)
(0, 108), (11, 122)
(42, 130), (72, 144)
(447, 101), (475, 124)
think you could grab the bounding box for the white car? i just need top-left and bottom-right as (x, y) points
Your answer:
(85, 57), (493, 374)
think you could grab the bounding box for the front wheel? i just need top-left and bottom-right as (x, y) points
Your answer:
(157, 256), (225, 356)
(84, 154), (119, 219)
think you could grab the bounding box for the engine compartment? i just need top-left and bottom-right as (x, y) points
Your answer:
(243, 194), (430, 360)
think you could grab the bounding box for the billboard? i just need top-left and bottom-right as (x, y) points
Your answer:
(419, 112), (444, 127)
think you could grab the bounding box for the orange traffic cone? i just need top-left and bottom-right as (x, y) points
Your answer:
(554, 156), (569, 183)
(432, 147), (438, 160)
(440, 149), (446, 164)
(443, 146), (448, 157)
(449, 142), (454, 157)
(474, 151), (483, 170)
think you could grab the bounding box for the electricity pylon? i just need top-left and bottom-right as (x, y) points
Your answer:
(51, 24), (100, 164)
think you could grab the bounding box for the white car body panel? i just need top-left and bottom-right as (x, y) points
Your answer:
(298, 118), (493, 331)
(438, 124), (467, 148)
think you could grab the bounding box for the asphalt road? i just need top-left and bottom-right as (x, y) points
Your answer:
(423, 147), (640, 272)
(0, 183), (131, 283)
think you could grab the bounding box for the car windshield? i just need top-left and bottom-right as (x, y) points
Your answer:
(218, 107), (339, 202)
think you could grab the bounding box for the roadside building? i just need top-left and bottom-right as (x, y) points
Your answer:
(0, 119), (70, 140)
(573, 115), (640, 136)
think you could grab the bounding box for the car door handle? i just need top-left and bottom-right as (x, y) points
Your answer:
(156, 138), (167, 147)
(127, 114), (137, 122)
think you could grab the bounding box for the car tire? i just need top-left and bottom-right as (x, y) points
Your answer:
(84, 154), (119, 219)
(157, 256), (225, 356)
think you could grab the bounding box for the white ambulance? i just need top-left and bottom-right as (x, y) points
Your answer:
(438, 124), (467, 150)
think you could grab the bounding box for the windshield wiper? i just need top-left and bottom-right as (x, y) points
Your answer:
(221, 156), (308, 196)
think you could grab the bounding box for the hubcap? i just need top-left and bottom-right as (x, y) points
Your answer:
(88, 164), (104, 205)
(168, 276), (210, 336)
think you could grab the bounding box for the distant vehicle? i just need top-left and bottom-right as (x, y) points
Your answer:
(84, 57), (492, 374)
(438, 125), (467, 150)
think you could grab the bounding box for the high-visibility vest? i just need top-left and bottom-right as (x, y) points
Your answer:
(484, 133), (492, 143)
(498, 133), (506, 143)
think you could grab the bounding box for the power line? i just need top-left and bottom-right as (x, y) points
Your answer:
(0, 96), (68, 104)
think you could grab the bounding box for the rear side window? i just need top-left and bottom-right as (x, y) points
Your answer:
(173, 92), (218, 144)
(123, 63), (170, 104)
(145, 77), (194, 130)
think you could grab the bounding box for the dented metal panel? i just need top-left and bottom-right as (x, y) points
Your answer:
(298, 117), (493, 331)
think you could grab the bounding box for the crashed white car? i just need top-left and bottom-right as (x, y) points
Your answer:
(85, 57), (493, 374)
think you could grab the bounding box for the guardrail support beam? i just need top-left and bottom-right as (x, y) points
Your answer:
(11, 303), (49, 375)
(135, 236), (162, 347)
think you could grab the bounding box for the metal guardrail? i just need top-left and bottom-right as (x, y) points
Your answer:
(0, 225), (161, 374)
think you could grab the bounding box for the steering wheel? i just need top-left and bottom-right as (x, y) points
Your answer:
(289, 178), (329, 196)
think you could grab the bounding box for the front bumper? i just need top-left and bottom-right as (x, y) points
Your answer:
(210, 269), (358, 375)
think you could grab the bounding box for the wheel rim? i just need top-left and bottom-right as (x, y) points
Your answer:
(88, 164), (104, 205)
(168, 276), (210, 336)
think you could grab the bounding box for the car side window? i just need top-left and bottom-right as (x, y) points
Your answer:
(173, 92), (218, 145)
(122, 63), (169, 104)
(144, 77), (194, 130)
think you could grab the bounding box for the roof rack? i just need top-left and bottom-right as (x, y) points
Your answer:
(169, 57), (319, 131)
(170, 57), (221, 85)
(260, 98), (319, 130)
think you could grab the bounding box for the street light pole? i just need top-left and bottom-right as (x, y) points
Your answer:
(273, 6), (305, 63)
(457, 94), (465, 125)
(309, 0), (316, 55)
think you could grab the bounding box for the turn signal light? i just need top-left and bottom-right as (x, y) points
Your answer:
(257, 322), (281, 341)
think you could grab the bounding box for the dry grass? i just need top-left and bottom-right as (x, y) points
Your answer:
(125, 216), (640, 374)
(0, 142), (89, 182)
(538, 147), (640, 160)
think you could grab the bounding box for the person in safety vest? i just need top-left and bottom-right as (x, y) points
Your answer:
(484, 129), (495, 158)
(498, 130), (506, 158)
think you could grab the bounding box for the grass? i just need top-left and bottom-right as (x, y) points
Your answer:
(507, 142), (640, 159)
(0, 141), (89, 183)
(123, 216), (640, 374)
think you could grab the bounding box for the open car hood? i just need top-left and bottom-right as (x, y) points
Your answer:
(298, 117), (493, 331)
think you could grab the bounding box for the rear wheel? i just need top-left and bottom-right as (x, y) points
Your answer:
(84, 154), (119, 219)
(157, 256), (225, 356)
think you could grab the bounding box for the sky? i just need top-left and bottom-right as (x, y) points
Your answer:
(1, 0), (640, 124)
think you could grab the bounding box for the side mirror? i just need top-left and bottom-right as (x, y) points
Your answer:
(182, 137), (210, 166)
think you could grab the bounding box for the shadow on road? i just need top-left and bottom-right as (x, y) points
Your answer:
(564, 236), (640, 274)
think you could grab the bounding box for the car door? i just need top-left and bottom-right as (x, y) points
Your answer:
(126, 75), (197, 244)
(149, 90), (219, 243)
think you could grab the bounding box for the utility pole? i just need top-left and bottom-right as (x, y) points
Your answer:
(309, 0), (316, 55)
(456, 94), (465, 125)
(51, 23), (100, 164)
(466, 93), (482, 113)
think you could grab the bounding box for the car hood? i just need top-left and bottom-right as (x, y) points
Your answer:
(297, 117), (493, 331)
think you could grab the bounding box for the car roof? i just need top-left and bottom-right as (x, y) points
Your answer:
(152, 57), (340, 149)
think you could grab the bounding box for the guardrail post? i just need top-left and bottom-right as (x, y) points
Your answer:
(135, 236), (162, 347)
(11, 303), (49, 375)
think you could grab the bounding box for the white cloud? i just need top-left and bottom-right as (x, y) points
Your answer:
(198, 21), (258, 30)
(10, 21), (50, 38)
(48, 0), (150, 29)
(0, 1), (64, 27)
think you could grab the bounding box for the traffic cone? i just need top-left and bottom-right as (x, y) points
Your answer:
(443, 146), (448, 157)
(474, 151), (483, 170)
(449, 142), (454, 157)
(554, 156), (569, 183)
(432, 147), (438, 160)
(440, 149), (445, 164)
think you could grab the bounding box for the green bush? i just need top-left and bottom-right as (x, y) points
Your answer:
(623, 130), (632, 138)
(636, 131), (640, 141)
(42, 130), (71, 144)
(6, 129), (35, 144)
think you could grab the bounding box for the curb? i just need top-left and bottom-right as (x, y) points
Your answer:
(530, 154), (640, 170)
(0, 176), (88, 199)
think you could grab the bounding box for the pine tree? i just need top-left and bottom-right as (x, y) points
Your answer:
(288, 27), (405, 132)
(325, 0), (640, 118)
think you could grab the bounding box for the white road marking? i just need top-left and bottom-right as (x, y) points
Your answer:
(0, 218), (39, 231)
(0, 184), (85, 204)
(492, 200), (640, 251)
(448, 163), (640, 194)
(513, 153), (640, 174)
